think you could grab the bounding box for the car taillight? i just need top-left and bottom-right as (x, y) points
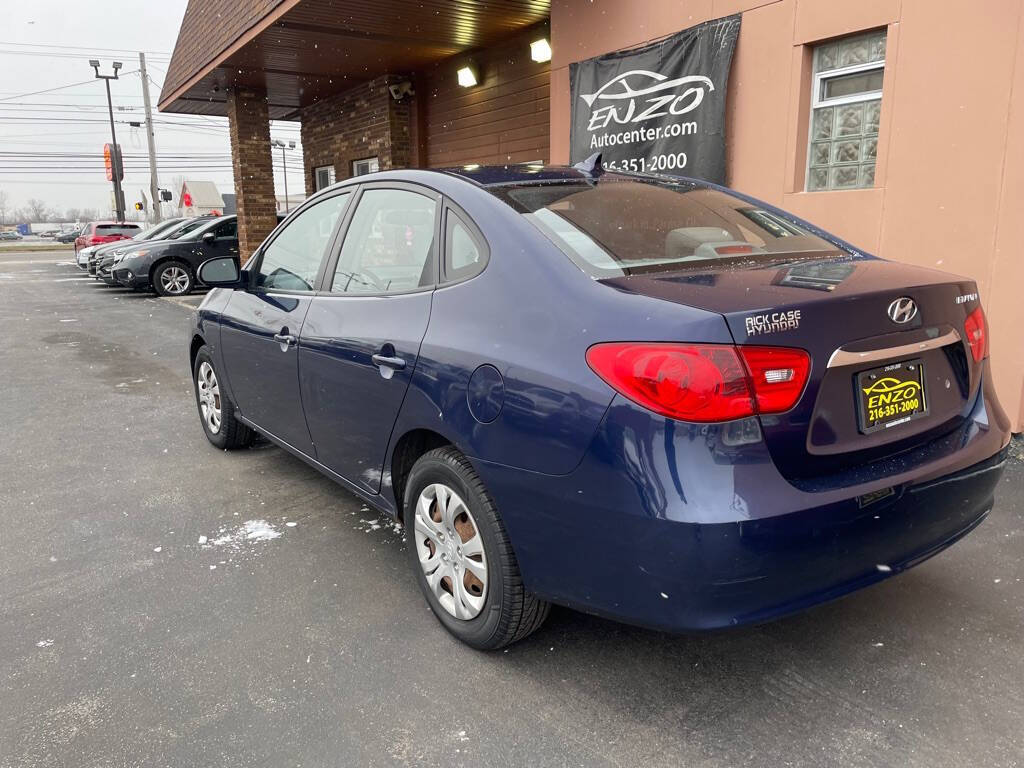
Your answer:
(585, 342), (810, 423)
(964, 306), (987, 363)
(736, 346), (811, 414)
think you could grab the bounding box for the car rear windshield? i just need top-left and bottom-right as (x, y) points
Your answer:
(96, 224), (141, 236)
(490, 176), (846, 277)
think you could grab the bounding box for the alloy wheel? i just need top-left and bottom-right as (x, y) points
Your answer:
(414, 483), (488, 619)
(160, 265), (190, 295)
(196, 361), (222, 434)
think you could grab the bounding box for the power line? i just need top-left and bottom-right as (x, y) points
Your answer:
(0, 40), (172, 56)
(0, 72), (140, 103)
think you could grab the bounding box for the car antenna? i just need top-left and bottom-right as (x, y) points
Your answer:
(573, 152), (604, 177)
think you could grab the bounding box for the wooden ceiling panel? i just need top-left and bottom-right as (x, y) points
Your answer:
(161, 0), (549, 115)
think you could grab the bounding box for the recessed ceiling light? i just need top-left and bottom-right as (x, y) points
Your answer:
(530, 38), (552, 63)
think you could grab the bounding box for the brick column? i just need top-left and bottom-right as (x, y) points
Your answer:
(227, 88), (278, 257)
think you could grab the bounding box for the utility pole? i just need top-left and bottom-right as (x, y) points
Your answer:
(271, 139), (296, 212)
(138, 53), (162, 223)
(90, 59), (126, 221)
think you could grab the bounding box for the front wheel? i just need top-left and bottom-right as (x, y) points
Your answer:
(405, 447), (550, 650)
(193, 345), (253, 449)
(153, 260), (194, 296)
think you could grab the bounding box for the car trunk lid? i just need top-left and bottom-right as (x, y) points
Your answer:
(600, 256), (983, 482)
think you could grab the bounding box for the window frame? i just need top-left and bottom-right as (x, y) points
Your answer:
(314, 165), (336, 191)
(351, 157), (380, 177)
(811, 59), (884, 109)
(317, 180), (443, 297)
(805, 31), (886, 192)
(244, 188), (354, 295)
(439, 203), (490, 286)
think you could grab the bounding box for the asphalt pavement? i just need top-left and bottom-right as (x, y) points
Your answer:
(1, 251), (1022, 768)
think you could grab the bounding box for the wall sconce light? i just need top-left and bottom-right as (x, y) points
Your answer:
(457, 63), (479, 88)
(530, 38), (552, 63)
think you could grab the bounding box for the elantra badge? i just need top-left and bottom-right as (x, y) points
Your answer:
(887, 297), (918, 324)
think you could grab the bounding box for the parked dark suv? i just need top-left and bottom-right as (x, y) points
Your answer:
(114, 214), (284, 295)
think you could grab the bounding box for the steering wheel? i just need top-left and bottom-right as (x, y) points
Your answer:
(359, 267), (389, 292)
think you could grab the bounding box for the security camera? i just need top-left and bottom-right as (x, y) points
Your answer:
(388, 81), (414, 101)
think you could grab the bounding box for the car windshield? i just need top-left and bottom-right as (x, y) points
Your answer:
(95, 224), (141, 236)
(164, 218), (213, 239)
(491, 176), (846, 277)
(131, 222), (174, 240)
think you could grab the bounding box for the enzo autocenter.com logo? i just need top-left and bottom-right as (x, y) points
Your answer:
(580, 69), (714, 172)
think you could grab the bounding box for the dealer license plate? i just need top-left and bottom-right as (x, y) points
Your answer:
(857, 359), (928, 433)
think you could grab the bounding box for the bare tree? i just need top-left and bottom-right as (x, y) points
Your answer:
(26, 198), (48, 222)
(65, 207), (81, 223)
(0, 190), (8, 226)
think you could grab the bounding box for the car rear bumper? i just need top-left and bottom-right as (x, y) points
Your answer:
(473, 367), (1011, 633)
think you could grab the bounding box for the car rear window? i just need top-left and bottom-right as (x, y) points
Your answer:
(490, 176), (845, 277)
(96, 224), (141, 236)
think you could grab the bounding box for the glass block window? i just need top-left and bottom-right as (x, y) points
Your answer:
(807, 30), (885, 191)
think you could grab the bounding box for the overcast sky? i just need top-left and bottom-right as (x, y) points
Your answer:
(0, 0), (303, 220)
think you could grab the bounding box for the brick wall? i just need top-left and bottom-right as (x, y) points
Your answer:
(299, 75), (414, 196)
(227, 88), (278, 256)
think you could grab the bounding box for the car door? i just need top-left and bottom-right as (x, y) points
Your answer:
(299, 183), (440, 493)
(218, 192), (352, 454)
(189, 217), (239, 273)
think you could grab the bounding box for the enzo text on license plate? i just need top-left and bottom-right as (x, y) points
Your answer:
(857, 358), (928, 433)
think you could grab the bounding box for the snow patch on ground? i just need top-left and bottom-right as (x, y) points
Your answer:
(200, 519), (283, 567)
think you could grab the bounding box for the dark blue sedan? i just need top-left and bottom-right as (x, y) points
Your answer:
(189, 163), (1012, 649)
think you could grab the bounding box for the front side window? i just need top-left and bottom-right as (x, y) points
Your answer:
(330, 188), (436, 294)
(807, 29), (886, 191)
(494, 176), (843, 278)
(212, 219), (237, 240)
(256, 193), (350, 292)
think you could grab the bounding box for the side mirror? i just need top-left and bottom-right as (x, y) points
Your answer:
(198, 256), (242, 287)
(202, 231), (216, 244)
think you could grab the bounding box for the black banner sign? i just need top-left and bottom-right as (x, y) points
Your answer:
(569, 15), (741, 183)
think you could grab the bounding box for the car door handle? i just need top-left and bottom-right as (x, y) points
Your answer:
(371, 354), (406, 370)
(273, 332), (297, 347)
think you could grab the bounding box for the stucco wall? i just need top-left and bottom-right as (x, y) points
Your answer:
(550, 0), (1024, 430)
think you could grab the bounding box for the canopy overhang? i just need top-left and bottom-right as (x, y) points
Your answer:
(159, 0), (550, 119)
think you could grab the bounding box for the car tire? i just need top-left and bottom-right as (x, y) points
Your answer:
(153, 260), (194, 296)
(405, 446), (550, 650)
(193, 345), (253, 449)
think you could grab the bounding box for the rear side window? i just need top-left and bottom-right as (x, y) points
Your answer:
(330, 188), (437, 294)
(493, 177), (843, 277)
(96, 224), (140, 236)
(256, 193), (350, 292)
(444, 210), (486, 282)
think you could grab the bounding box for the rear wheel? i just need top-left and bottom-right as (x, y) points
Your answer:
(193, 346), (253, 449)
(153, 260), (193, 296)
(405, 447), (549, 649)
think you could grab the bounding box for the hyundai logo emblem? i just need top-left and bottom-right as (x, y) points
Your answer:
(887, 297), (918, 324)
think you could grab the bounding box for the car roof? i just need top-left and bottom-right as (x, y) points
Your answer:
(436, 164), (596, 187)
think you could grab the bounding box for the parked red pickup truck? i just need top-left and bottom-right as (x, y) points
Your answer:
(74, 222), (142, 254)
